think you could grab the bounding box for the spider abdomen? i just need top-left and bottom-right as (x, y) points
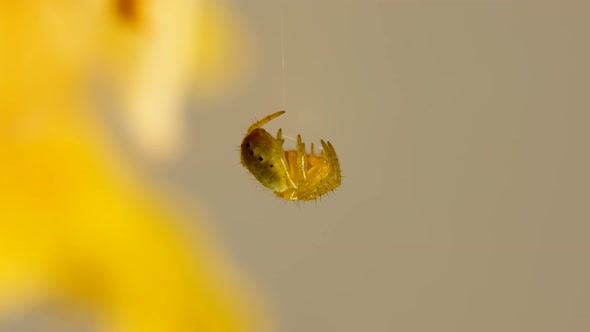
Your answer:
(241, 128), (290, 192)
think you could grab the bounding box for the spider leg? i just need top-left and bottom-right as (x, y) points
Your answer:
(296, 135), (308, 183)
(276, 128), (285, 144)
(310, 143), (315, 156)
(246, 110), (286, 135)
(321, 140), (342, 184)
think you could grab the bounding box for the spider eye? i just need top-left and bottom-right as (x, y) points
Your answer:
(245, 142), (250, 148)
(259, 157), (263, 161)
(250, 150), (254, 155)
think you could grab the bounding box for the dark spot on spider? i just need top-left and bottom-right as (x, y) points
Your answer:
(250, 150), (254, 155)
(245, 142), (250, 148)
(259, 157), (263, 161)
(270, 164), (274, 167)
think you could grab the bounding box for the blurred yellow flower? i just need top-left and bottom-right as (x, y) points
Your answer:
(0, 1), (269, 331)
(100, 0), (253, 160)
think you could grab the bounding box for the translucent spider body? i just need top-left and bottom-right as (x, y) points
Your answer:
(240, 111), (341, 201)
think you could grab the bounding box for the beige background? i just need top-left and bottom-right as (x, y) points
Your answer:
(133, 1), (589, 332)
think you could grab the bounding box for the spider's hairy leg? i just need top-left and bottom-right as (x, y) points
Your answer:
(321, 140), (342, 184)
(276, 128), (284, 144)
(271, 127), (296, 188)
(296, 135), (308, 183)
(246, 110), (286, 135)
(285, 150), (299, 189)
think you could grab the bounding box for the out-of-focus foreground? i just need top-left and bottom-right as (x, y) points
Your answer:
(0, 1), (268, 331)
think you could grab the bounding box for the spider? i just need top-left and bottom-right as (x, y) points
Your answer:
(240, 110), (342, 201)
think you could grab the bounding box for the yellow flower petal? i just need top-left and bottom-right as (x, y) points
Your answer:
(0, 1), (271, 331)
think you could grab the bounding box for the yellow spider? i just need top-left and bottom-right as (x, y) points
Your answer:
(240, 111), (342, 201)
